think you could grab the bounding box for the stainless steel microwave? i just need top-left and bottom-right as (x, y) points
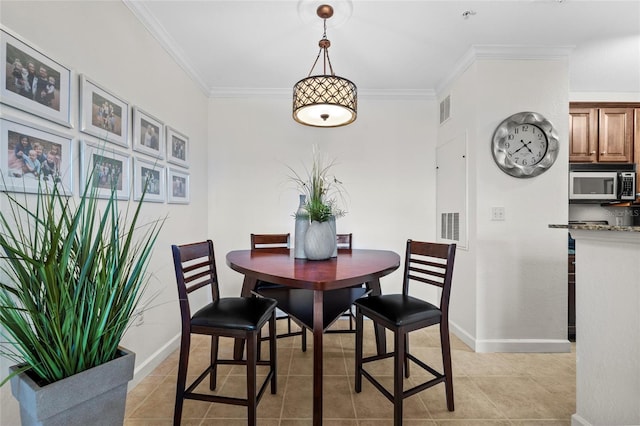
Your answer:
(569, 163), (636, 202)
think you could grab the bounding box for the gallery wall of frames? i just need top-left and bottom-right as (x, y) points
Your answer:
(0, 27), (190, 204)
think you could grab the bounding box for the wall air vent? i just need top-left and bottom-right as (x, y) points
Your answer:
(440, 212), (460, 241)
(439, 95), (451, 124)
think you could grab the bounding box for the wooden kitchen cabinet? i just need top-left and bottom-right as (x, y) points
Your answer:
(569, 103), (634, 163)
(636, 108), (640, 195)
(569, 107), (598, 162)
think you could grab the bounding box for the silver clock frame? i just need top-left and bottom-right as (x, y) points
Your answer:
(491, 111), (559, 178)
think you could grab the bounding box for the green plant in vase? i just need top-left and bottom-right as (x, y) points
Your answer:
(0, 161), (164, 425)
(288, 145), (346, 260)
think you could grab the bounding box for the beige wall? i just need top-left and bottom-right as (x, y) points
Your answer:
(1, 2), (209, 423)
(207, 95), (438, 298)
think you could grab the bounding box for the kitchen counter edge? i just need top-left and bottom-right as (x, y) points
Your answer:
(549, 224), (640, 232)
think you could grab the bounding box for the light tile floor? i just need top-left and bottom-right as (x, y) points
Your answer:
(125, 321), (576, 425)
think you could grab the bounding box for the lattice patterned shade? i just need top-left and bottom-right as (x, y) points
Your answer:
(292, 4), (357, 128)
(293, 75), (357, 127)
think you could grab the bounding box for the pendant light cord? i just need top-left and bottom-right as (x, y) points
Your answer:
(306, 17), (335, 77)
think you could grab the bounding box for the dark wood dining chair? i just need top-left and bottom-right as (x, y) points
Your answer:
(354, 239), (457, 426)
(171, 240), (277, 426)
(250, 233), (307, 351)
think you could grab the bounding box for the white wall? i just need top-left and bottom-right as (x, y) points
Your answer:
(438, 54), (571, 352)
(208, 95), (439, 298)
(475, 59), (570, 351)
(0, 2), (209, 423)
(437, 62), (480, 345)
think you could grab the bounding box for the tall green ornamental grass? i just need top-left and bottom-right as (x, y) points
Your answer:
(0, 172), (164, 386)
(287, 144), (347, 223)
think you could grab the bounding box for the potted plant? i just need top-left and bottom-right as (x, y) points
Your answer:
(0, 167), (163, 425)
(288, 146), (346, 260)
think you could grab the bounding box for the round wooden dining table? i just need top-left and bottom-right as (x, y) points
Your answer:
(226, 248), (400, 426)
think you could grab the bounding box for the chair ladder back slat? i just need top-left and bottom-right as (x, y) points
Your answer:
(184, 278), (214, 294)
(251, 233), (290, 250)
(408, 264), (447, 277)
(407, 274), (445, 288)
(183, 268), (214, 284)
(182, 259), (212, 274)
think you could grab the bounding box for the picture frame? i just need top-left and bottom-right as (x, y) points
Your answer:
(1, 28), (72, 128)
(167, 168), (190, 204)
(0, 116), (73, 194)
(166, 126), (189, 168)
(80, 140), (130, 200)
(132, 107), (164, 159)
(79, 75), (129, 147)
(133, 157), (165, 203)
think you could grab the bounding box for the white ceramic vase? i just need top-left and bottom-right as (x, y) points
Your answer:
(304, 221), (336, 260)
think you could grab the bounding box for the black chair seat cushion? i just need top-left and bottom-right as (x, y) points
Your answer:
(354, 294), (441, 327)
(191, 297), (277, 330)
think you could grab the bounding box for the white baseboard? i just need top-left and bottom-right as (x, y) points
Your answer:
(449, 320), (476, 351)
(475, 338), (572, 353)
(128, 333), (181, 390)
(449, 320), (572, 353)
(571, 413), (592, 426)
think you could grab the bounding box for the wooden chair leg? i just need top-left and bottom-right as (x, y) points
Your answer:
(349, 307), (354, 330)
(354, 308), (363, 393)
(174, 334), (190, 426)
(257, 330), (263, 362)
(210, 335), (219, 390)
(394, 330), (405, 426)
(246, 331), (258, 426)
(301, 328), (307, 352)
(404, 333), (410, 378)
(440, 322), (455, 411)
(269, 311), (278, 394)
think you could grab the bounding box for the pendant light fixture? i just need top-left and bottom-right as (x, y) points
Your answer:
(293, 4), (357, 128)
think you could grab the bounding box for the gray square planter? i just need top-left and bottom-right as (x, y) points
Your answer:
(9, 347), (135, 426)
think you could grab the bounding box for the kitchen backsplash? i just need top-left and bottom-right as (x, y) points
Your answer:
(569, 204), (636, 226)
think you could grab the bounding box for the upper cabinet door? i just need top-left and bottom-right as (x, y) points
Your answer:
(569, 108), (598, 162)
(598, 108), (634, 162)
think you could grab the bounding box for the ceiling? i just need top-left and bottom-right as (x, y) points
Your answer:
(124, 0), (640, 97)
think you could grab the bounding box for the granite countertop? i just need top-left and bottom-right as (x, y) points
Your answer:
(549, 224), (640, 232)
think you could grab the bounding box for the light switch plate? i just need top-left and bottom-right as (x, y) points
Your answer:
(491, 207), (505, 221)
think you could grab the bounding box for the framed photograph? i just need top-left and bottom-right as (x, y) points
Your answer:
(80, 140), (130, 200)
(167, 168), (190, 204)
(1, 28), (72, 128)
(133, 157), (165, 203)
(132, 107), (164, 159)
(0, 116), (73, 194)
(79, 75), (129, 147)
(166, 126), (189, 168)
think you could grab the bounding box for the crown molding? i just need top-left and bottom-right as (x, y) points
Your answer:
(436, 44), (575, 96)
(210, 87), (436, 100)
(122, 0), (210, 96)
(124, 4), (565, 102)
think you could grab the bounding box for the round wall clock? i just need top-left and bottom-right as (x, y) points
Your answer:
(491, 111), (559, 178)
